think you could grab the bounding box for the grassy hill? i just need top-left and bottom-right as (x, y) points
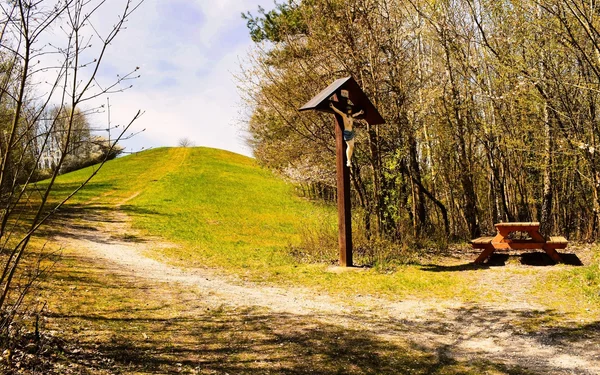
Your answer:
(48, 147), (599, 314)
(52, 147), (334, 271)
(48, 147), (465, 297)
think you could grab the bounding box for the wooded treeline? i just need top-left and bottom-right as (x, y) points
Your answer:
(240, 0), (600, 243)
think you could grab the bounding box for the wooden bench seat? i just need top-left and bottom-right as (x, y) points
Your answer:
(471, 237), (495, 263)
(546, 236), (568, 249)
(547, 236), (568, 244)
(471, 237), (494, 248)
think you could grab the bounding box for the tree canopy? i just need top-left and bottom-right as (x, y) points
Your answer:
(241, 0), (600, 243)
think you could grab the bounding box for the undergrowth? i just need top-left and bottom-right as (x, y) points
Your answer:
(565, 245), (600, 303)
(288, 209), (443, 270)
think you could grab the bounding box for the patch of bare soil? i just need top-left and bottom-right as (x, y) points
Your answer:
(45, 207), (600, 375)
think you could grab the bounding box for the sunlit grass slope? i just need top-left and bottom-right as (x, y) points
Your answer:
(50, 147), (472, 301)
(130, 147), (334, 270)
(46, 146), (599, 318)
(53, 147), (332, 270)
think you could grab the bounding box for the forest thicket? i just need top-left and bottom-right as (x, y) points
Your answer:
(241, 0), (600, 245)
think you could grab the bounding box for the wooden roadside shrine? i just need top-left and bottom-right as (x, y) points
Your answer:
(299, 77), (385, 267)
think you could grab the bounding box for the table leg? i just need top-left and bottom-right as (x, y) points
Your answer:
(474, 244), (495, 264)
(543, 245), (563, 263)
(494, 229), (510, 242)
(529, 229), (546, 243)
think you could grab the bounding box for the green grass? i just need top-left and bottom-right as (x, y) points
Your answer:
(547, 246), (600, 313)
(48, 147), (472, 301)
(26, 146), (596, 374)
(32, 242), (530, 375)
(53, 147), (329, 267)
(46, 146), (600, 313)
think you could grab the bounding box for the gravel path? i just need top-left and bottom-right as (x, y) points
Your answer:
(54, 209), (600, 375)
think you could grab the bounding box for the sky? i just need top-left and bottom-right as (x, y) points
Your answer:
(71, 0), (276, 157)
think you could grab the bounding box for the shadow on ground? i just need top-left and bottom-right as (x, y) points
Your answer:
(422, 252), (583, 272)
(39, 205), (163, 245)
(520, 252), (583, 266)
(47, 307), (537, 375)
(31, 254), (554, 375)
(420, 253), (509, 272)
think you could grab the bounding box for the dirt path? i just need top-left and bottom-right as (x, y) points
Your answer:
(52, 208), (600, 375)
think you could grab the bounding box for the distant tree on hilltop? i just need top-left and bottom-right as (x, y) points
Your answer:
(178, 138), (195, 148)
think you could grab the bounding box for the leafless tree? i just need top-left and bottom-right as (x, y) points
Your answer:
(0, 0), (144, 338)
(178, 137), (194, 148)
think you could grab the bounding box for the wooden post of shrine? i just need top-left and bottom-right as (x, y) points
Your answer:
(332, 94), (353, 266)
(299, 77), (385, 267)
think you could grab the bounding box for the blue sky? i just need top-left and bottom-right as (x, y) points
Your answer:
(82, 0), (276, 156)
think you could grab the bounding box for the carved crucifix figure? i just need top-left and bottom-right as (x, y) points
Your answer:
(329, 102), (364, 167)
(299, 77), (385, 267)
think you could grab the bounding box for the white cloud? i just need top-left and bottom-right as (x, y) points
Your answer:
(37, 0), (276, 156)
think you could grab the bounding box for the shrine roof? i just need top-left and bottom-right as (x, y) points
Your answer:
(299, 76), (385, 125)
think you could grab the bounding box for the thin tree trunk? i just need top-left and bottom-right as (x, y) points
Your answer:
(440, 28), (480, 238)
(400, 163), (450, 236)
(408, 132), (427, 237)
(367, 123), (383, 236)
(539, 101), (554, 236)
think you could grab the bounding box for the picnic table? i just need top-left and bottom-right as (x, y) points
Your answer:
(471, 222), (568, 264)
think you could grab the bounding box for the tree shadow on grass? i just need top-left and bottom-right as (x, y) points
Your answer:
(36, 256), (545, 375)
(48, 306), (538, 375)
(378, 304), (600, 375)
(520, 252), (583, 266)
(430, 305), (600, 368)
(419, 263), (487, 272)
(43, 181), (116, 198)
(541, 321), (600, 344)
(42, 295), (598, 375)
(38, 205), (164, 244)
(420, 254), (509, 272)
(422, 252), (584, 272)
(56, 204), (164, 221)
(118, 204), (166, 217)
